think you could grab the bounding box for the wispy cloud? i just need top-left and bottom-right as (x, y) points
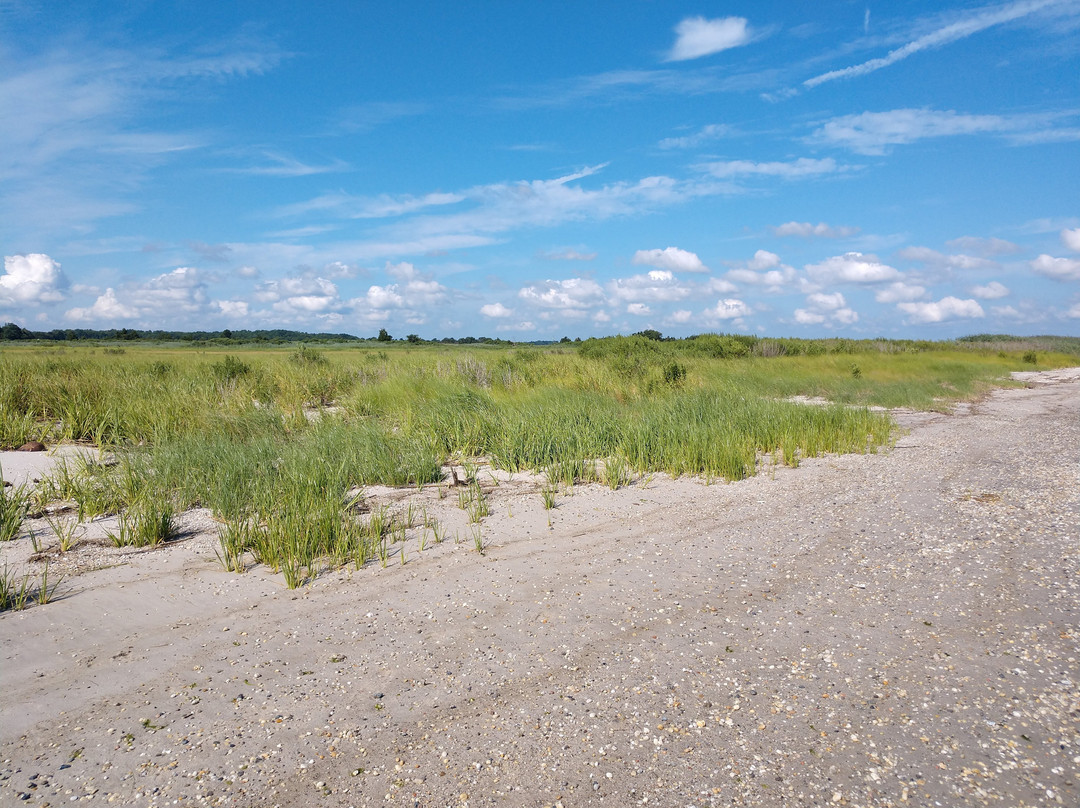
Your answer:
(666, 17), (754, 62)
(698, 157), (844, 179)
(333, 101), (430, 134)
(0, 35), (283, 237)
(772, 221), (860, 238)
(808, 108), (1080, 154)
(657, 124), (730, 150)
(804, 0), (1068, 88)
(221, 151), (349, 178)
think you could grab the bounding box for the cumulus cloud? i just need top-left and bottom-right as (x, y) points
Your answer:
(874, 281), (927, 303)
(1031, 254), (1080, 281)
(700, 278), (737, 294)
(971, 281), (1010, 299)
(945, 236), (1021, 256)
(66, 288), (139, 321)
(632, 246), (707, 273)
(518, 278), (605, 310)
(216, 300), (249, 317)
(608, 270), (692, 304)
(668, 309), (693, 324)
(657, 124), (730, 150)
(480, 302), (513, 318)
(898, 296), (985, 323)
(1068, 301), (1080, 318)
(794, 291), (859, 326)
(812, 108), (1013, 155)
(806, 252), (900, 283)
(1062, 228), (1080, 252)
(726, 250), (797, 291)
(666, 17), (752, 62)
(257, 274), (341, 313)
(1, 253), (68, 304)
(771, 221), (860, 238)
(710, 298), (751, 320)
(699, 157), (841, 179)
(627, 303), (652, 316)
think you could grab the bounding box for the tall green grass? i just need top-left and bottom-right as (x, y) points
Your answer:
(3, 337), (1073, 586)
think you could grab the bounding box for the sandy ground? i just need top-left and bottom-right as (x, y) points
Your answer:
(1, 369), (1078, 807)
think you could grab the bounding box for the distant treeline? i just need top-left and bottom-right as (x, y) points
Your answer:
(2, 321), (1077, 356)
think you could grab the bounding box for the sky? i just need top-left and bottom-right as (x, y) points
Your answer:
(2, 0), (1079, 340)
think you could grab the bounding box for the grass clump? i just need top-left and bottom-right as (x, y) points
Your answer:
(1, 478), (30, 542)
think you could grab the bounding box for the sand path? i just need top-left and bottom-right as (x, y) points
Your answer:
(1, 370), (1077, 807)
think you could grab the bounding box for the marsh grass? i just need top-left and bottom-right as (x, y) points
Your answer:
(1, 477), (30, 542)
(0, 562), (62, 611)
(3, 337), (1074, 586)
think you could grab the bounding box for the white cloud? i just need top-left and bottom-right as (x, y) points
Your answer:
(793, 309), (825, 325)
(66, 288), (139, 321)
(1062, 228), (1080, 252)
(898, 246), (996, 271)
(1067, 302), (1080, 318)
(898, 296), (985, 323)
(68, 266), (214, 323)
(216, 299), (249, 317)
(632, 246), (707, 273)
(257, 275), (340, 313)
(699, 157), (841, 179)
(658, 124), (730, 150)
(668, 309), (693, 324)
(710, 298), (751, 319)
(748, 250), (781, 270)
(807, 292), (846, 310)
(795, 291), (859, 326)
(812, 109), (1008, 155)
(627, 303), (652, 316)
(480, 302), (513, 318)
(803, 0), (1063, 88)
(1031, 254), (1080, 281)
(874, 281), (927, 303)
(726, 250), (798, 291)
(971, 281), (1010, 299)
(772, 221), (860, 238)
(518, 278), (605, 310)
(806, 252), (901, 283)
(364, 285), (404, 309)
(541, 248), (597, 261)
(236, 265), (260, 279)
(945, 236), (1021, 256)
(703, 277), (739, 294)
(667, 17), (752, 62)
(1, 253), (68, 304)
(608, 270), (692, 304)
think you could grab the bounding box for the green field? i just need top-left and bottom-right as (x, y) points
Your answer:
(2, 334), (1076, 594)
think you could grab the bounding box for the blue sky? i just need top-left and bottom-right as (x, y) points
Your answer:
(2, 0), (1079, 339)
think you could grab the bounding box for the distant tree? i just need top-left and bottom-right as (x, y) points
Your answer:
(377, 328), (392, 342)
(222, 328), (233, 339)
(1, 322), (26, 340)
(406, 333), (421, 344)
(559, 336), (572, 343)
(635, 329), (663, 341)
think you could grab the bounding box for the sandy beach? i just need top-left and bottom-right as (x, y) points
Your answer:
(2, 368), (1078, 807)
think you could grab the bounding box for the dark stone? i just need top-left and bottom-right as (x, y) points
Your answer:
(16, 441), (45, 452)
